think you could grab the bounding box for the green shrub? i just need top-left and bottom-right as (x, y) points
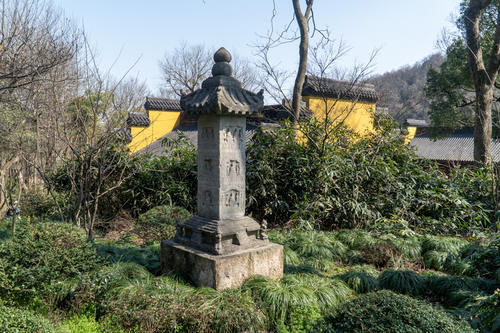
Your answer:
(247, 119), (492, 234)
(0, 222), (101, 304)
(117, 135), (197, 216)
(379, 269), (424, 296)
(58, 314), (125, 333)
(468, 288), (500, 332)
(102, 275), (264, 333)
(459, 238), (500, 280)
(317, 290), (475, 332)
(0, 304), (56, 333)
(135, 205), (190, 244)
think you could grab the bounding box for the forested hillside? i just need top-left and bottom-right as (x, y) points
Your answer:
(370, 54), (444, 122)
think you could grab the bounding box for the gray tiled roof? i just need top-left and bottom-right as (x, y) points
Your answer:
(261, 103), (313, 122)
(144, 97), (182, 111)
(405, 119), (428, 127)
(127, 112), (150, 127)
(302, 75), (378, 103)
(409, 133), (500, 162)
(136, 123), (258, 156)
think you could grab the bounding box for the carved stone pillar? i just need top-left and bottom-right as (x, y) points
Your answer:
(160, 48), (283, 289)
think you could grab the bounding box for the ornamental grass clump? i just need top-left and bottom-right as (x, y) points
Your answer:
(392, 236), (423, 259)
(335, 229), (377, 250)
(422, 235), (468, 257)
(424, 273), (497, 306)
(285, 231), (347, 272)
(338, 265), (379, 293)
(243, 273), (352, 331)
(379, 269), (424, 296)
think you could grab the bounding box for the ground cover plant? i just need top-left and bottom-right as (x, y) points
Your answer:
(0, 217), (498, 332)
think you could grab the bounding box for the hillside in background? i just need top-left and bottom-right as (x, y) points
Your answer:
(370, 53), (444, 122)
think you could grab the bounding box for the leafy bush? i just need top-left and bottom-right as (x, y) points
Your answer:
(0, 222), (102, 304)
(101, 274), (264, 333)
(135, 205), (190, 244)
(0, 304), (56, 333)
(117, 135), (197, 216)
(21, 190), (70, 221)
(459, 237), (500, 280)
(317, 290), (475, 332)
(58, 314), (125, 333)
(379, 269), (424, 296)
(468, 288), (500, 332)
(247, 120), (492, 234)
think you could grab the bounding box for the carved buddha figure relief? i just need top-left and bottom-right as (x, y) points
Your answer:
(225, 159), (240, 176)
(224, 189), (240, 208)
(202, 190), (213, 206)
(223, 126), (242, 146)
(201, 127), (215, 140)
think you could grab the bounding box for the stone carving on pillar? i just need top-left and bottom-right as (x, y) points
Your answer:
(172, 47), (267, 255)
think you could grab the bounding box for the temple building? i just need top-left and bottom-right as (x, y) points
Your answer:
(126, 76), (378, 155)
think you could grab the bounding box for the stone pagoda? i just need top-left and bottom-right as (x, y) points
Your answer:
(160, 47), (283, 290)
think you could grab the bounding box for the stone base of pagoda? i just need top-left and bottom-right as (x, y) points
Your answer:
(174, 215), (267, 255)
(160, 240), (283, 290)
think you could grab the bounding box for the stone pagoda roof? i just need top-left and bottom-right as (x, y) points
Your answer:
(180, 47), (264, 116)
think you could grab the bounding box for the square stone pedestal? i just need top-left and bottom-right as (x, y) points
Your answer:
(161, 240), (284, 289)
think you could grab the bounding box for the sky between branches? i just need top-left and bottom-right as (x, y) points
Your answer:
(56, 0), (460, 94)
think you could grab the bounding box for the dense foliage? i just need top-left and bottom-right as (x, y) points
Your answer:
(317, 290), (475, 333)
(425, 0), (500, 137)
(0, 304), (57, 333)
(37, 118), (496, 238)
(115, 135), (197, 216)
(0, 222), (102, 304)
(247, 120), (494, 234)
(0, 218), (498, 332)
(135, 205), (190, 245)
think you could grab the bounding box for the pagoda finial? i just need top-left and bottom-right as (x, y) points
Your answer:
(181, 47), (264, 115)
(212, 47), (232, 77)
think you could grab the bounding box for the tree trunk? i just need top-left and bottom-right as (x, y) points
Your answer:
(474, 84), (493, 163)
(464, 0), (499, 165)
(291, 0), (314, 129)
